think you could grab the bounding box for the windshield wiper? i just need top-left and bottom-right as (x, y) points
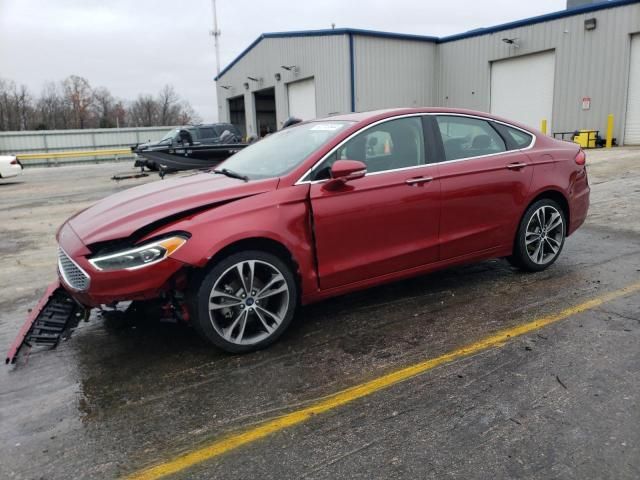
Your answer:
(213, 168), (249, 182)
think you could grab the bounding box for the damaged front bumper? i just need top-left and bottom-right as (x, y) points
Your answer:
(5, 280), (87, 365)
(6, 223), (192, 364)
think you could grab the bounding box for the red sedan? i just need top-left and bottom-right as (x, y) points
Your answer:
(17, 108), (592, 356)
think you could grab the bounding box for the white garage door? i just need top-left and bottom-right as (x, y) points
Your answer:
(287, 77), (316, 121)
(624, 34), (640, 145)
(491, 51), (555, 132)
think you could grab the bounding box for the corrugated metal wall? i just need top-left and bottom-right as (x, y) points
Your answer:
(353, 36), (436, 111)
(216, 35), (350, 135)
(0, 126), (170, 155)
(437, 2), (640, 142)
(216, 2), (640, 143)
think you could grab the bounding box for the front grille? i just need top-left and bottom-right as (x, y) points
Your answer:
(58, 248), (90, 291)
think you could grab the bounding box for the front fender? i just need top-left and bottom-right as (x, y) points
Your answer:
(149, 183), (319, 300)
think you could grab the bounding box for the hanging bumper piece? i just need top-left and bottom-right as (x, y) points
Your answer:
(5, 280), (86, 365)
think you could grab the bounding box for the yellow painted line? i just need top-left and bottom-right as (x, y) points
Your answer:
(17, 148), (131, 161)
(125, 281), (640, 480)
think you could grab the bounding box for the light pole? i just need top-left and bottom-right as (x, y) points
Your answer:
(211, 0), (221, 75)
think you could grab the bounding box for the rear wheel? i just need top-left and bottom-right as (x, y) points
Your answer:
(508, 199), (566, 272)
(189, 250), (297, 353)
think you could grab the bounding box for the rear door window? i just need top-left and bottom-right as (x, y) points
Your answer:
(199, 127), (216, 140)
(215, 124), (236, 136)
(436, 115), (506, 161)
(490, 122), (534, 150)
(503, 125), (533, 149)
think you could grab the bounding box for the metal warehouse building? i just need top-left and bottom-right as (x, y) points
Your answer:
(215, 0), (640, 145)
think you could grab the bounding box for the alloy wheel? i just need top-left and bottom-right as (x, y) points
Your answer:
(525, 205), (564, 265)
(208, 260), (290, 345)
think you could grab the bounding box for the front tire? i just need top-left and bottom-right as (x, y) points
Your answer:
(508, 199), (566, 272)
(189, 250), (297, 353)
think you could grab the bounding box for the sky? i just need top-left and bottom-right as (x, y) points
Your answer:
(0, 0), (568, 122)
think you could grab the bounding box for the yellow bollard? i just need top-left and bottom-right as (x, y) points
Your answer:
(540, 119), (547, 135)
(605, 114), (614, 148)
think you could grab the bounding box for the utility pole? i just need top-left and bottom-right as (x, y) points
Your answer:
(211, 0), (221, 75)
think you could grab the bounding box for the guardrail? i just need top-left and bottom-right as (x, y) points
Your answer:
(16, 148), (133, 166)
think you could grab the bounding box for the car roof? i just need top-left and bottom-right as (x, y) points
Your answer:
(314, 107), (541, 135)
(315, 107), (495, 122)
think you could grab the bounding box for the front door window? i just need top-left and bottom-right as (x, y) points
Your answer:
(312, 116), (426, 180)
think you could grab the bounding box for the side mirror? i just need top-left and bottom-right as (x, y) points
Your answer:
(327, 160), (366, 187)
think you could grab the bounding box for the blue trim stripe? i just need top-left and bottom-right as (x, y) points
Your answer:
(215, 34), (267, 81)
(214, 0), (640, 81)
(349, 33), (355, 112)
(438, 0), (640, 43)
(215, 28), (437, 81)
(262, 27), (438, 43)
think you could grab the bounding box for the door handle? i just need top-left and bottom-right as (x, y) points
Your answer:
(506, 162), (527, 170)
(405, 176), (434, 185)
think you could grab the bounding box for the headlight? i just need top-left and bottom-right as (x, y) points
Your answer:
(88, 236), (187, 271)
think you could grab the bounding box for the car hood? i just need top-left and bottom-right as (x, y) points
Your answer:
(67, 173), (279, 246)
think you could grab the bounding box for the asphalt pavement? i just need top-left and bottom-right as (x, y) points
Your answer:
(0, 150), (639, 479)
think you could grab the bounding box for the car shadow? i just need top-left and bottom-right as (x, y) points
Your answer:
(72, 258), (515, 367)
(60, 252), (591, 432)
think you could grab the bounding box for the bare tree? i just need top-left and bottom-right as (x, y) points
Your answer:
(157, 85), (181, 125)
(63, 75), (94, 129)
(35, 82), (70, 130)
(0, 79), (35, 131)
(0, 79), (12, 130)
(0, 76), (201, 131)
(128, 94), (158, 127)
(176, 101), (201, 125)
(15, 84), (33, 130)
(0, 79), (19, 130)
(93, 86), (115, 128)
(113, 100), (127, 128)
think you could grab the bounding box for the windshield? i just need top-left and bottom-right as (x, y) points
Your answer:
(219, 121), (353, 179)
(160, 129), (180, 142)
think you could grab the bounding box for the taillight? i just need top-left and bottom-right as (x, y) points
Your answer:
(575, 150), (586, 166)
(10, 158), (18, 165)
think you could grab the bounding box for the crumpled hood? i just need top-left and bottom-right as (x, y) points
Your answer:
(67, 173), (279, 246)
